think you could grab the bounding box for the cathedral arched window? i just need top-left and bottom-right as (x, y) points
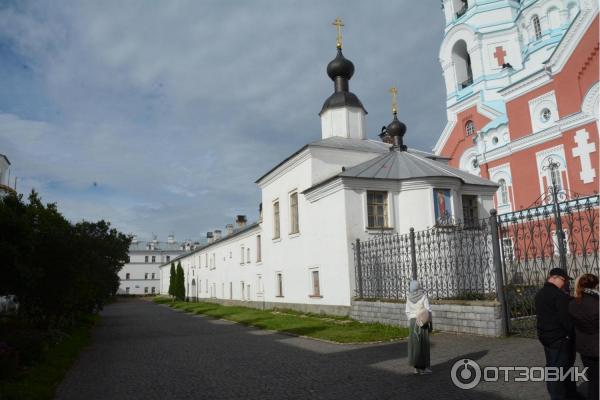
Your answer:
(532, 15), (542, 40)
(465, 120), (475, 136)
(452, 40), (473, 89)
(452, 0), (468, 19)
(498, 179), (509, 205)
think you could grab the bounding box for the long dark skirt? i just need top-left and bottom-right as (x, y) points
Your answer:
(408, 318), (431, 369)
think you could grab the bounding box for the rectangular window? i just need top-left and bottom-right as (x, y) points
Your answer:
(241, 282), (245, 300)
(311, 270), (321, 297)
(367, 191), (388, 228)
(144, 287), (148, 294)
(151, 255), (156, 263)
(145, 255), (149, 263)
(276, 273), (283, 297)
(256, 235), (262, 262)
(462, 195), (479, 227)
(126, 273), (130, 280)
(229, 282), (233, 299)
(552, 230), (571, 255)
(290, 192), (299, 234)
(151, 287), (156, 294)
(240, 246), (245, 264)
(144, 273), (148, 280)
(273, 201), (280, 239)
(151, 273), (155, 279)
(166, 255), (170, 262)
(125, 287), (130, 294)
(246, 248), (250, 264)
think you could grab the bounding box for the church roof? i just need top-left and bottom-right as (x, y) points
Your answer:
(303, 149), (497, 194)
(255, 137), (447, 184)
(339, 150), (496, 185)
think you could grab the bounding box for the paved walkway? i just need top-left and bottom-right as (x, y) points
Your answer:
(56, 298), (558, 400)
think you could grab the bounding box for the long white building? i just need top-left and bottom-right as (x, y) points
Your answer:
(119, 235), (196, 295)
(160, 35), (498, 315)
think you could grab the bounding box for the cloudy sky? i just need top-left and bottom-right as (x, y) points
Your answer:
(0, 1), (447, 242)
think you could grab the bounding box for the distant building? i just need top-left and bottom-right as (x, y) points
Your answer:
(0, 154), (16, 197)
(118, 235), (198, 295)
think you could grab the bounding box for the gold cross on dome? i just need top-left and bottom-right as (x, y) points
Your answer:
(332, 17), (344, 49)
(389, 86), (398, 114)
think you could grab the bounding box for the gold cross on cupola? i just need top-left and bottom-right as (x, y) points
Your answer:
(332, 17), (344, 49)
(389, 86), (398, 115)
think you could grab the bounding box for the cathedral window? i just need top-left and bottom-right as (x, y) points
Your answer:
(540, 108), (552, 123)
(465, 120), (475, 136)
(532, 15), (542, 40)
(451, 40), (473, 89)
(273, 200), (280, 239)
(289, 192), (299, 234)
(367, 191), (389, 228)
(498, 179), (509, 205)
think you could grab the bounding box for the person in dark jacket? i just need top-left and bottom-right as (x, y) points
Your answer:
(569, 273), (599, 400)
(535, 267), (579, 400)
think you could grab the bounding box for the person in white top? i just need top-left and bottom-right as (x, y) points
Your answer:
(405, 280), (432, 374)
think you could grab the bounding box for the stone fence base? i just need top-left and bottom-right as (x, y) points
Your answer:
(350, 299), (504, 337)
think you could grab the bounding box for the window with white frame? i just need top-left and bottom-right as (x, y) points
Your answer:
(145, 255), (149, 263)
(256, 235), (262, 262)
(229, 282), (233, 299)
(311, 270), (321, 297)
(465, 120), (475, 136)
(498, 179), (509, 205)
(145, 273), (148, 280)
(246, 248), (250, 264)
(240, 245), (245, 264)
(367, 191), (388, 229)
(144, 287), (148, 294)
(273, 200), (280, 239)
(290, 192), (299, 234)
(151, 287), (156, 294)
(151, 255), (156, 263)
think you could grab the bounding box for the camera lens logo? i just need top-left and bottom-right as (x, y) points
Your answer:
(451, 359), (482, 390)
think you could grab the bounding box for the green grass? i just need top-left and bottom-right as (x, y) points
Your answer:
(153, 297), (408, 343)
(0, 315), (99, 400)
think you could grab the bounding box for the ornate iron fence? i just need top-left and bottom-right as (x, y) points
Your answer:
(498, 194), (599, 336)
(353, 216), (496, 301)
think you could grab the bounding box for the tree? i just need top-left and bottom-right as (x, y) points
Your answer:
(168, 262), (176, 298)
(0, 190), (130, 328)
(175, 262), (185, 301)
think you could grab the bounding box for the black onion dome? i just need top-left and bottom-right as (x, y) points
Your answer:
(327, 48), (355, 80)
(387, 114), (406, 138)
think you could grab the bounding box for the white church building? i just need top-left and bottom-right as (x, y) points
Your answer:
(159, 32), (499, 315)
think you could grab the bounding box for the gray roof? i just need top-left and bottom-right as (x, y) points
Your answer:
(159, 222), (261, 267)
(339, 150), (497, 186)
(129, 241), (192, 252)
(256, 137), (446, 183)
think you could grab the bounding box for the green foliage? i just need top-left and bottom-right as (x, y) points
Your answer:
(0, 191), (130, 329)
(168, 263), (175, 297)
(175, 262), (185, 301)
(155, 299), (409, 343)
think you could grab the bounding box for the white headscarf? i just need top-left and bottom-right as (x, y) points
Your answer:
(408, 280), (425, 304)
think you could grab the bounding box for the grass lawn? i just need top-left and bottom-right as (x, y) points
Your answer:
(154, 297), (408, 343)
(0, 315), (98, 400)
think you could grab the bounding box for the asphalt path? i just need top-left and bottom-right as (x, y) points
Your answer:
(55, 298), (565, 400)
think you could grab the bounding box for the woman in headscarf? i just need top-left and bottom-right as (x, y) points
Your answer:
(569, 273), (598, 400)
(405, 280), (432, 374)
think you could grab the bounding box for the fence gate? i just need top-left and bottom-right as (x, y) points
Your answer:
(498, 192), (599, 337)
